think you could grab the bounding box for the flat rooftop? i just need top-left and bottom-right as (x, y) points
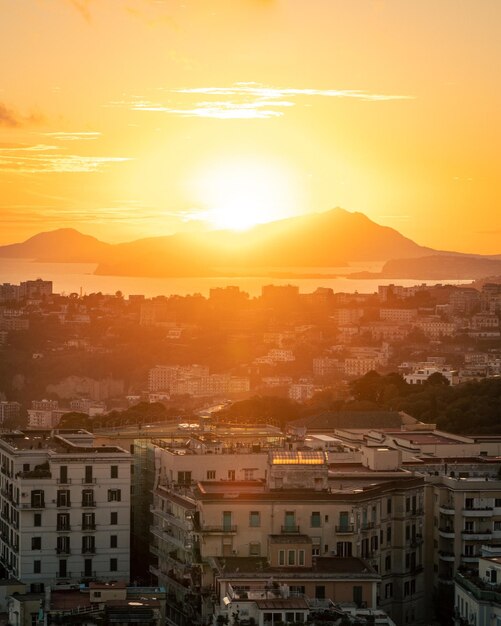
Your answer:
(0, 431), (128, 455)
(216, 556), (378, 578)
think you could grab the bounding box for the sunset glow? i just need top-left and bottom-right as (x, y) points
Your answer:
(193, 159), (296, 231)
(1, 1), (501, 253)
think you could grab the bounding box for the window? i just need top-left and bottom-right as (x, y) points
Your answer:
(110, 535), (118, 548)
(23, 463), (30, 472)
(290, 585), (305, 597)
(178, 471), (191, 485)
(288, 550), (295, 565)
(315, 586), (325, 600)
(228, 470), (236, 481)
(34, 560), (41, 573)
(30, 489), (44, 508)
(464, 544), (474, 556)
(110, 465), (118, 479)
(465, 497), (474, 510)
(57, 536), (70, 554)
(353, 586), (363, 607)
(110, 558), (118, 571)
(244, 469), (255, 480)
(82, 535), (95, 554)
(465, 520), (474, 532)
(387, 498), (392, 515)
(31, 537), (41, 550)
(336, 541), (352, 557)
(311, 511), (321, 528)
(222, 511), (232, 531)
(385, 555), (392, 572)
(312, 537), (321, 556)
(82, 489), (94, 507)
(82, 512), (95, 530)
(495, 498), (501, 508)
(34, 513), (42, 527)
(207, 470), (216, 480)
(405, 525), (410, 541)
(249, 511), (261, 527)
(59, 465), (68, 483)
(30, 614), (38, 626)
(385, 583), (393, 599)
(284, 511), (296, 531)
(406, 497), (411, 513)
(57, 513), (70, 531)
(279, 550), (285, 566)
(111, 512), (118, 525)
(298, 549), (305, 566)
(58, 559), (67, 578)
(84, 465), (93, 484)
(249, 542), (260, 556)
(108, 489), (121, 502)
(386, 526), (392, 544)
(84, 558), (93, 577)
(57, 490), (71, 507)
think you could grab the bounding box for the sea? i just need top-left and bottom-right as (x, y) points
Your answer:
(0, 258), (472, 298)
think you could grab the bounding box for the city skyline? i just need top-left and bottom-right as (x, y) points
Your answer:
(1, 1), (501, 253)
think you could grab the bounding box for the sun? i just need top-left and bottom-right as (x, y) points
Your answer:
(192, 158), (297, 231)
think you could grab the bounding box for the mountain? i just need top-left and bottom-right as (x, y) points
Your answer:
(0, 228), (112, 263)
(94, 208), (436, 276)
(0, 208), (494, 278)
(378, 255), (501, 279)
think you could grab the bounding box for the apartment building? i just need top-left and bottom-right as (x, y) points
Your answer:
(454, 556), (501, 626)
(0, 430), (130, 591)
(149, 449), (426, 625)
(427, 475), (501, 599)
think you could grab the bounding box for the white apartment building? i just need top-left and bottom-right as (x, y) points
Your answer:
(404, 366), (458, 386)
(150, 449), (426, 626)
(0, 430), (130, 591)
(454, 556), (501, 626)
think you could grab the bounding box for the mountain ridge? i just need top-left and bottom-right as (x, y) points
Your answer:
(0, 208), (498, 278)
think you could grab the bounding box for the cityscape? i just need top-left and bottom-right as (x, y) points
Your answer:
(2, 1), (501, 626)
(1, 276), (501, 625)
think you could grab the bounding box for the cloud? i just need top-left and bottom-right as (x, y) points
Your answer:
(43, 131), (102, 141)
(108, 82), (415, 120)
(0, 144), (130, 173)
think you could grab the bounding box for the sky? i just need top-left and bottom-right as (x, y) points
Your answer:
(1, 0), (500, 253)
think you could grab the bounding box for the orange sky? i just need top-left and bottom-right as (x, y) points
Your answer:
(1, 0), (500, 253)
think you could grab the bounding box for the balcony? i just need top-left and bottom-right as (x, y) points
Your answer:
(57, 525), (72, 532)
(81, 500), (96, 508)
(80, 571), (97, 579)
(57, 478), (72, 485)
(82, 523), (96, 532)
(438, 551), (455, 563)
(56, 547), (71, 555)
(439, 505), (455, 515)
(151, 527), (192, 552)
(81, 478), (97, 485)
(150, 506), (193, 530)
(462, 529), (492, 540)
(335, 524), (355, 534)
(19, 501), (45, 509)
(199, 525), (237, 534)
(361, 522), (375, 531)
(82, 547), (96, 554)
(56, 572), (72, 580)
(410, 536), (424, 548)
(280, 525), (300, 534)
(462, 507), (493, 517)
(460, 554), (479, 563)
(455, 572), (501, 605)
(438, 527), (455, 539)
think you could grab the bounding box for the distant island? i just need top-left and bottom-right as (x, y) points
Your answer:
(1, 207), (499, 280)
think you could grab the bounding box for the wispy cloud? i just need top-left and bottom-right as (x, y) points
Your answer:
(108, 82), (415, 120)
(175, 83), (414, 102)
(43, 131), (102, 141)
(0, 144), (130, 173)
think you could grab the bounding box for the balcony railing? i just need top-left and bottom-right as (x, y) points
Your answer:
(82, 523), (96, 531)
(361, 522), (375, 531)
(335, 524), (355, 533)
(199, 525), (237, 534)
(82, 547), (96, 554)
(281, 525), (300, 534)
(56, 547), (71, 555)
(81, 501), (96, 508)
(57, 525), (71, 532)
(81, 478), (97, 484)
